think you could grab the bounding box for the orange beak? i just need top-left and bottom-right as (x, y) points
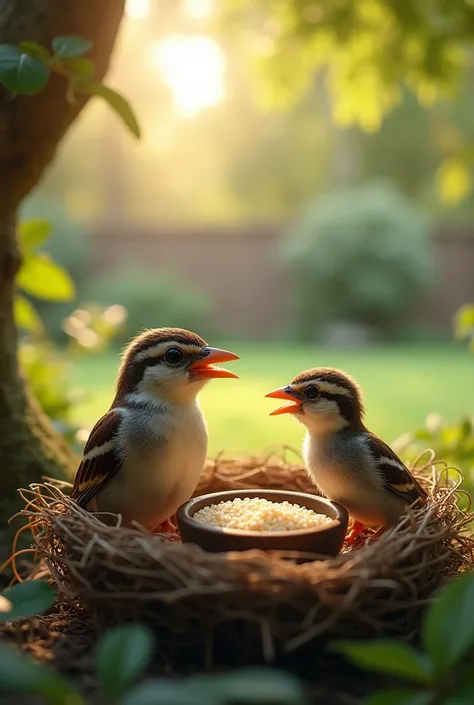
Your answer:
(189, 347), (239, 379)
(265, 386), (301, 415)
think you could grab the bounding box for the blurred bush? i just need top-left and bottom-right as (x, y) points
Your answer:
(394, 414), (474, 495)
(394, 305), (474, 494)
(19, 339), (82, 447)
(63, 303), (127, 353)
(19, 199), (91, 341)
(15, 217), (126, 448)
(15, 218), (76, 339)
(20, 199), (91, 285)
(455, 303), (474, 352)
(81, 268), (213, 344)
(19, 302), (126, 451)
(282, 181), (434, 340)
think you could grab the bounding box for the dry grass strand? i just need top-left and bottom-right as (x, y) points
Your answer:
(7, 450), (474, 667)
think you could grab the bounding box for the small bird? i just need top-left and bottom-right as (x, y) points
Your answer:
(265, 367), (427, 544)
(71, 328), (239, 533)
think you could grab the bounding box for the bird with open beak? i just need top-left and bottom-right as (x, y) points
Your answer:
(265, 367), (427, 544)
(71, 328), (239, 533)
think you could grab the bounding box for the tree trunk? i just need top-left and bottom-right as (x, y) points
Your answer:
(0, 0), (126, 551)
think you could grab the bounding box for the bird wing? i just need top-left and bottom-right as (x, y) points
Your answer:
(71, 409), (123, 509)
(365, 432), (427, 504)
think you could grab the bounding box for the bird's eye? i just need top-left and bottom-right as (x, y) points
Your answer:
(164, 347), (184, 365)
(304, 384), (320, 400)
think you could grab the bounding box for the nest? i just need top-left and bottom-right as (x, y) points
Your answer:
(7, 449), (474, 670)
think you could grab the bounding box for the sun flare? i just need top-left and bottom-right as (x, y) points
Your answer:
(147, 35), (225, 117)
(125, 0), (150, 20)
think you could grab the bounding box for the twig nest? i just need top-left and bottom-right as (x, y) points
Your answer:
(13, 449), (474, 669)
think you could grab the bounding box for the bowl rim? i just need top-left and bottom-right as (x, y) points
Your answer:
(177, 488), (348, 538)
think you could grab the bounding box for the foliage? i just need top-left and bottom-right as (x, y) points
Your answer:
(332, 571), (474, 705)
(19, 339), (81, 446)
(5, 573), (474, 704)
(96, 625), (154, 699)
(81, 267), (213, 344)
(281, 182), (434, 338)
(394, 304), (474, 487)
(0, 36), (140, 138)
(221, 1), (473, 131)
(0, 581), (55, 625)
(220, 1), (474, 205)
(63, 303), (127, 353)
(15, 218), (125, 446)
(356, 90), (437, 201)
(455, 304), (474, 352)
(0, 580), (77, 704)
(20, 304), (125, 450)
(394, 413), (474, 489)
(20, 205), (91, 286)
(16, 219), (76, 337)
(0, 583), (306, 705)
(18, 201), (91, 341)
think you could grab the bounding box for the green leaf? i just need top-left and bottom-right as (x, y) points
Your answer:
(189, 668), (306, 704)
(422, 572), (474, 673)
(0, 645), (83, 705)
(17, 253), (75, 302)
(18, 219), (51, 252)
(364, 690), (433, 705)
(120, 680), (221, 705)
(14, 295), (43, 334)
(97, 624), (153, 697)
(0, 44), (50, 94)
(0, 644), (54, 691)
(446, 668), (474, 705)
(51, 36), (93, 59)
(19, 41), (50, 61)
(63, 57), (95, 78)
(1, 582), (55, 623)
(331, 641), (432, 684)
(82, 82), (141, 138)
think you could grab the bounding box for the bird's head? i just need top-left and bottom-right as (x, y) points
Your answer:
(265, 367), (364, 434)
(116, 327), (239, 405)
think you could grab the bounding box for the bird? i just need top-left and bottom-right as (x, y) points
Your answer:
(71, 327), (239, 533)
(265, 367), (427, 544)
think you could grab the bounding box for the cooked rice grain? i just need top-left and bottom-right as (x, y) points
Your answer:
(193, 497), (332, 532)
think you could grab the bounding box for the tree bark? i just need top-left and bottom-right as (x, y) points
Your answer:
(0, 0), (126, 547)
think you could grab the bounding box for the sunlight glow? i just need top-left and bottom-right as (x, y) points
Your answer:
(147, 35), (225, 117)
(183, 0), (215, 19)
(125, 0), (151, 20)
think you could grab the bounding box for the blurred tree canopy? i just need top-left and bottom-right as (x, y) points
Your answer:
(27, 0), (474, 225)
(221, 0), (474, 205)
(222, 0), (473, 128)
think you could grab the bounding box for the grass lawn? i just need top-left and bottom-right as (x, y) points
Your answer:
(69, 342), (473, 457)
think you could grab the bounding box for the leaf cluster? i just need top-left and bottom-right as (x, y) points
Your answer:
(15, 219), (75, 336)
(333, 572), (474, 704)
(0, 582), (306, 705)
(0, 35), (140, 138)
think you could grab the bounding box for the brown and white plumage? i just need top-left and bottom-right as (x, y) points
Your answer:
(265, 367), (427, 543)
(72, 328), (239, 532)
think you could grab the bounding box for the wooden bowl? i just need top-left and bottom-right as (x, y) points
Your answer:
(177, 489), (348, 557)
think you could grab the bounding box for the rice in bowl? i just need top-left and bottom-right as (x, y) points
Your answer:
(192, 497), (333, 532)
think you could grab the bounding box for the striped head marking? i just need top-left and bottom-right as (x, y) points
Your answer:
(265, 367), (364, 433)
(115, 328), (239, 403)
